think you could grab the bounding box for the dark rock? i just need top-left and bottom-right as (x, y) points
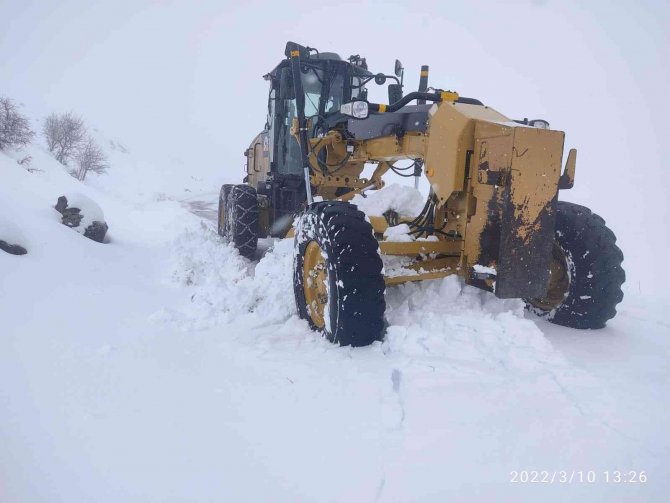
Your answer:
(54, 195), (108, 243)
(61, 207), (83, 228)
(55, 196), (68, 214)
(0, 240), (27, 255)
(84, 221), (109, 243)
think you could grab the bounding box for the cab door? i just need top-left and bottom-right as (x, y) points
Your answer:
(245, 132), (270, 189)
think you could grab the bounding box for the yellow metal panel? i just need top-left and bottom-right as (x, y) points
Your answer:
(462, 121), (565, 297)
(505, 126), (564, 243)
(368, 216), (388, 234)
(379, 240), (461, 256)
(385, 269), (455, 285)
(463, 121), (514, 272)
(424, 102), (509, 204)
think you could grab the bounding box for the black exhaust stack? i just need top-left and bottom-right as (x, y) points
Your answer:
(417, 65), (429, 104)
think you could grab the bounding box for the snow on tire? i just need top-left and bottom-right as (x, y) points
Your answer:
(526, 201), (625, 329)
(225, 185), (259, 259)
(293, 201), (386, 347)
(217, 184), (233, 237)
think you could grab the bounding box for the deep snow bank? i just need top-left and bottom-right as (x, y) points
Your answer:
(159, 219), (567, 374)
(2, 141), (668, 502)
(147, 217), (669, 502)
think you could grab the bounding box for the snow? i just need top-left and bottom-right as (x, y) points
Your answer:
(62, 192), (105, 222)
(474, 264), (497, 276)
(0, 216), (26, 248)
(350, 183), (425, 217)
(383, 222), (413, 242)
(0, 0), (668, 497)
(2, 127), (670, 501)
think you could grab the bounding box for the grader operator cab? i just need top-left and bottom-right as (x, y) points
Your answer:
(218, 41), (625, 347)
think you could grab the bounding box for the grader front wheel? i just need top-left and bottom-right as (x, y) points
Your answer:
(293, 202), (386, 347)
(302, 241), (329, 329)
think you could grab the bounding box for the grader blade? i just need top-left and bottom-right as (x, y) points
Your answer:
(466, 121), (564, 298)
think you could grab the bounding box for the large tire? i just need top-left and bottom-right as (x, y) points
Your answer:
(294, 201), (386, 347)
(526, 201), (625, 329)
(217, 184), (234, 237)
(225, 185), (259, 259)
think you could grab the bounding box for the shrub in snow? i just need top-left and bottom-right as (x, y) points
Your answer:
(0, 97), (35, 151)
(16, 154), (40, 173)
(43, 112), (86, 165)
(74, 136), (108, 181)
(43, 113), (110, 179)
(54, 194), (108, 243)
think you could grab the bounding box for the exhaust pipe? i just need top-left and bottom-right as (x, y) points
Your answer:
(417, 65), (429, 104)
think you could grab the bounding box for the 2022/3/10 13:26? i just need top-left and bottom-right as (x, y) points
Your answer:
(510, 470), (648, 483)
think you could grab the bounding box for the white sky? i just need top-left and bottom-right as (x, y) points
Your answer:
(1, 0), (669, 294)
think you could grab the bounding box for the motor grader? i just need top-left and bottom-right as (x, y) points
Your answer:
(218, 41), (625, 347)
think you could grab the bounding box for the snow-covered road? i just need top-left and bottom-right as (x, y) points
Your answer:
(2, 152), (669, 501)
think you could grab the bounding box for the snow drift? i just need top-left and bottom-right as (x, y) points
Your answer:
(1, 142), (668, 502)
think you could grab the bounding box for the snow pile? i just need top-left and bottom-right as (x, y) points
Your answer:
(152, 226), (297, 331)
(0, 215), (27, 251)
(161, 219), (567, 378)
(384, 276), (562, 370)
(62, 192), (105, 224)
(350, 183), (425, 217)
(383, 222), (413, 242)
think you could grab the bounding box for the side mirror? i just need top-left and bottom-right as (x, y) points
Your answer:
(394, 59), (403, 78)
(388, 84), (403, 105)
(279, 67), (295, 100)
(374, 73), (387, 85)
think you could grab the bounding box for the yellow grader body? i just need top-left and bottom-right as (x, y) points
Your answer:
(219, 41), (622, 347)
(295, 100), (575, 298)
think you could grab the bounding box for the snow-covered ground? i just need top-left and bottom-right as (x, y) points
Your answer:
(1, 144), (669, 502)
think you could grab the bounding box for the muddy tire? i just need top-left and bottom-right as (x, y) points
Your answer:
(293, 201), (386, 347)
(526, 201), (625, 329)
(225, 184), (258, 259)
(217, 184), (234, 237)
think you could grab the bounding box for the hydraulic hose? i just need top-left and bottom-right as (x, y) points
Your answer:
(370, 91), (447, 113)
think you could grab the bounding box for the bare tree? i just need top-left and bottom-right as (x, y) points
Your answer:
(0, 97), (35, 150)
(75, 136), (108, 181)
(43, 112), (86, 164)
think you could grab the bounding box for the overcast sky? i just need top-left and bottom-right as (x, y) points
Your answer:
(1, 0), (668, 294)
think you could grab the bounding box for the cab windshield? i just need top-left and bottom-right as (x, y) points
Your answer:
(273, 61), (364, 175)
(301, 66), (345, 120)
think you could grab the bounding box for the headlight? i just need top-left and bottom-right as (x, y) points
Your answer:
(528, 119), (550, 129)
(340, 100), (369, 119)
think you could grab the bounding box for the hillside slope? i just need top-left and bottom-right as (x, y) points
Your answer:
(1, 145), (669, 502)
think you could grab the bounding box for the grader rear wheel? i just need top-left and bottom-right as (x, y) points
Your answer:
(225, 184), (259, 259)
(527, 242), (571, 311)
(525, 201), (625, 329)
